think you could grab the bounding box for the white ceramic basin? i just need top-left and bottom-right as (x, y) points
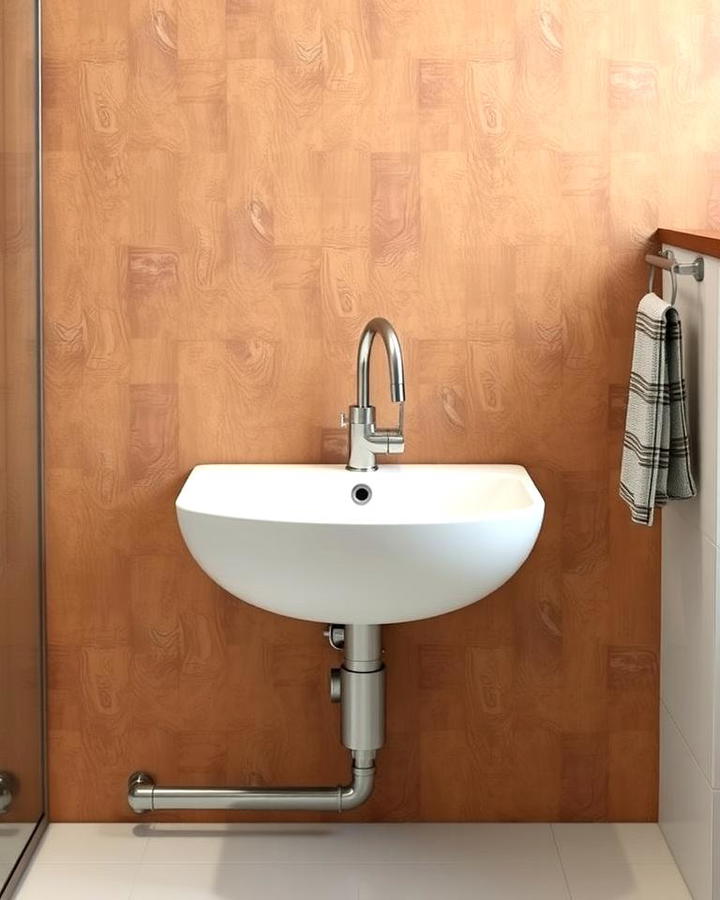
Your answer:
(176, 464), (544, 625)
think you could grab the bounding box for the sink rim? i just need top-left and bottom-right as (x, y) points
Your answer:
(176, 463), (545, 527)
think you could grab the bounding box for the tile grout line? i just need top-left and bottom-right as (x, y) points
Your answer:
(136, 825), (152, 865)
(661, 697), (715, 792)
(127, 827), (151, 900)
(549, 824), (574, 900)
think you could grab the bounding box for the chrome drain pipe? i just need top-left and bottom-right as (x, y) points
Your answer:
(127, 625), (384, 814)
(128, 764), (374, 813)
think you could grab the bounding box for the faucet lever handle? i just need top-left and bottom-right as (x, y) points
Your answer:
(373, 402), (405, 454)
(391, 402), (404, 453)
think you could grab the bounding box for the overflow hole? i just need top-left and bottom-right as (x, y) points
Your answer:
(351, 484), (372, 505)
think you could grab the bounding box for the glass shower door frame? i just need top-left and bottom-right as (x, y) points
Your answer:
(1, 0), (47, 892)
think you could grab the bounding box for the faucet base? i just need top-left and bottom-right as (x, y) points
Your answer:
(345, 406), (404, 471)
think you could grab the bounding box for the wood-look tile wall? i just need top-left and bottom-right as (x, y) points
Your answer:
(42, 0), (720, 821)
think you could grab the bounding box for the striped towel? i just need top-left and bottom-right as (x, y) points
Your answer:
(620, 292), (696, 526)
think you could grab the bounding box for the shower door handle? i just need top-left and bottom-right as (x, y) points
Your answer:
(0, 772), (16, 814)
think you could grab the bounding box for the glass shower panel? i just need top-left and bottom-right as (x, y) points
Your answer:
(0, 0), (45, 891)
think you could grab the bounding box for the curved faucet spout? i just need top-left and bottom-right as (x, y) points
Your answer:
(356, 317), (406, 408)
(343, 317), (406, 471)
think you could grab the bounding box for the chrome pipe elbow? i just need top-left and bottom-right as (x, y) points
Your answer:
(339, 764), (375, 811)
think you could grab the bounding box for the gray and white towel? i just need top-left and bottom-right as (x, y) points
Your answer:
(620, 292), (696, 526)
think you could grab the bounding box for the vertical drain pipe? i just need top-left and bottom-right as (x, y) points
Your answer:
(341, 625), (384, 772)
(128, 624), (384, 813)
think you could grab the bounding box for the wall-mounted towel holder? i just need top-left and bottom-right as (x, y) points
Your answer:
(646, 248), (704, 305)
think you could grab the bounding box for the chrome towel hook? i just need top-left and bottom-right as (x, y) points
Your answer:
(646, 248), (704, 305)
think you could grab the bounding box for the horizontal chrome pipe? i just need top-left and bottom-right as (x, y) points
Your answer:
(128, 764), (374, 813)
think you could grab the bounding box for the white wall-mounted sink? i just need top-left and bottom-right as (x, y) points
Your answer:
(176, 464), (544, 625)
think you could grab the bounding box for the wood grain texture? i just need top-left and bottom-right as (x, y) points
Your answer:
(1, 0), (43, 823)
(41, 0), (720, 822)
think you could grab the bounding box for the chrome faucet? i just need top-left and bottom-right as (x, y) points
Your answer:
(341, 317), (406, 471)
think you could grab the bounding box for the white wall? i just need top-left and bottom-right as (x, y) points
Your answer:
(660, 244), (720, 900)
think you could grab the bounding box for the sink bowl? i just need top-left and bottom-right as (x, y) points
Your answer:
(176, 464), (544, 625)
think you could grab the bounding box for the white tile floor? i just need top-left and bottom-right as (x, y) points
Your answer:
(0, 824), (35, 889)
(13, 822), (692, 900)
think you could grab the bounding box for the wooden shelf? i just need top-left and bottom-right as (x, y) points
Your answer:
(658, 228), (720, 258)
